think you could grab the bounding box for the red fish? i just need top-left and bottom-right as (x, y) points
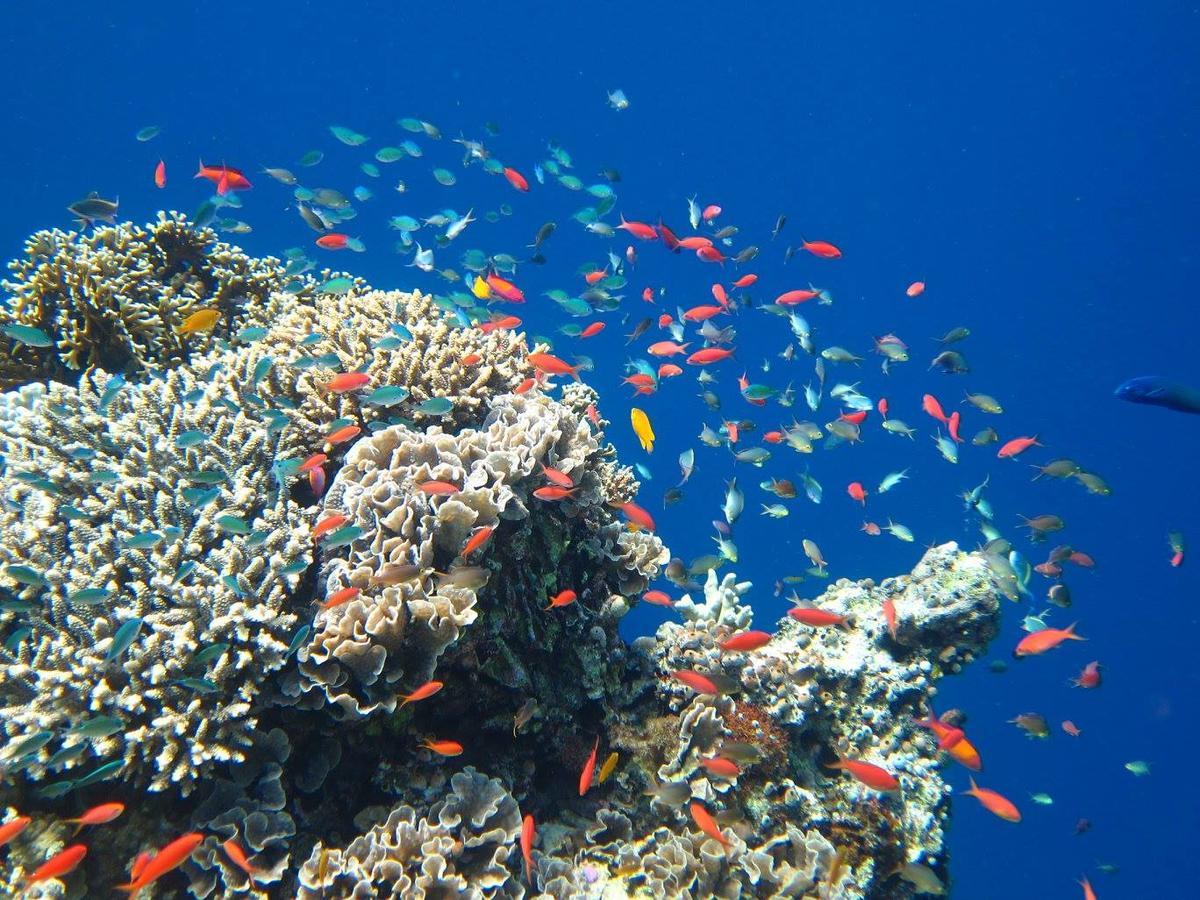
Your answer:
(309, 466), (326, 498)
(417, 480), (460, 495)
(322, 372), (371, 393)
(578, 736), (599, 796)
(922, 393), (949, 424)
(503, 167), (529, 191)
(117, 832), (204, 894)
(520, 814), (535, 884)
(788, 607), (850, 628)
(906, 281), (926, 297)
(617, 501), (655, 531)
(421, 738), (463, 757)
(696, 245), (726, 263)
(540, 464), (574, 488)
(677, 236), (713, 250)
(648, 340), (691, 357)
(221, 839), (261, 880)
(718, 630), (772, 652)
(579, 321), (605, 338)
(658, 363), (682, 378)
(731, 273), (758, 288)
(67, 801), (125, 831)
(312, 514), (350, 541)
(533, 485), (577, 501)
(1062, 720), (1082, 737)
(775, 288), (820, 305)
(839, 410), (868, 425)
(1079, 876), (1097, 900)
(27, 844), (88, 886)
(617, 215), (658, 240)
(527, 351), (581, 381)
(689, 802), (730, 848)
(583, 269), (606, 285)
(763, 430), (783, 443)
(702, 204), (721, 221)
(963, 777), (1021, 822)
(485, 273), (525, 302)
(315, 233), (350, 250)
(682, 304), (726, 322)
(545, 589), (577, 610)
(645, 288), (659, 304)
(672, 670), (719, 694)
(847, 482), (867, 505)
(916, 713), (983, 770)
(711, 284), (728, 306)
(699, 756), (741, 778)
(948, 411), (962, 443)
(195, 161), (251, 191)
(297, 452), (328, 473)
(400, 680), (443, 707)
(0, 815), (30, 847)
(460, 353), (481, 366)
(882, 597), (897, 640)
(997, 435), (1042, 459)
(325, 424), (362, 445)
(462, 525), (494, 557)
(877, 397), (889, 417)
(320, 586), (360, 610)
(478, 315), (522, 333)
(642, 590), (674, 607)
(687, 347), (735, 365)
(1072, 660), (1101, 688)
(1014, 622), (1084, 657)
(800, 239), (842, 258)
(862, 521), (882, 536)
(657, 221), (682, 250)
(154, 160), (166, 188)
(826, 758), (900, 792)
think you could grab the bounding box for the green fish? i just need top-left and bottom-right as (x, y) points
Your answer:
(68, 588), (112, 606)
(329, 124), (368, 146)
(298, 149), (324, 167)
(186, 469), (228, 485)
(2, 730), (55, 760)
(2, 324), (53, 347)
(176, 677), (219, 693)
(323, 525), (364, 548)
(4, 564), (46, 587)
(182, 486), (220, 507)
(34, 780), (77, 799)
(174, 430), (209, 449)
(319, 277), (355, 295)
(215, 514), (251, 535)
(73, 759), (124, 787)
(375, 146), (405, 163)
(1125, 760), (1150, 777)
(414, 397), (453, 416)
(104, 617), (143, 663)
(65, 715), (123, 738)
(123, 531), (163, 550)
(135, 125), (161, 142)
(45, 743), (88, 769)
(194, 643), (231, 666)
(285, 624), (312, 659)
(432, 168), (456, 186)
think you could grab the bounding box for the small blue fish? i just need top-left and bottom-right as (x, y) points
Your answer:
(60, 504), (90, 521)
(414, 397), (453, 416)
(175, 677), (219, 693)
(2, 323), (54, 347)
(175, 560), (198, 582)
(104, 617), (144, 663)
(181, 486), (220, 507)
(236, 326), (269, 343)
(3, 626), (31, 650)
(88, 470), (120, 485)
(98, 375), (126, 413)
(174, 430), (209, 449)
(285, 624), (311, 659)
(123, 531), (163, 550)
(299, 333), (325, 347)
(215, 514), (251, 535)
(73, 759), (124, 787)
(67, 446), (97, 461)
(221, 574), (246, 597)
(245, 529), (272, 548)
(186, 469), (228, 485)
(323, 524), (365, 548)
(4, 564), (46, 587)
(194, 642), (231, 665)
(2, 730), (55, 760)
(364, 386), (410, 407)
(45, 743), (88, 769)
(389, 323), (414, 342)
(252, 356), (274, 385)
(65, 715), (123, 738)
(34, 780), (77, 799)
(68, 588), (111, 606)
(374, 336), (407, 350)
(280, 558), (309, 576)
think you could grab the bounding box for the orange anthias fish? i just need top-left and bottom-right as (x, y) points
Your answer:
(578, 736), (600, 796)
(67, 801), (125, 831)
(997, 435), (1043, 459)
(462, 525), (494, 557)
(520, 814), (536, 884)
(460, 352), (481, 366)
(485, 273), (526, 302)
(696, 245), (726, 263)
(882, 597), (898, 640)
(922, 393), (949, 424)
(117, 832), (205, 894)
(27, 844), (88, 886)
(647, 340), (691, 357)
(0, 815), (31, 847)
(906, 281), (926, 297)
(826, 758), (900, 792)
(503, 167), (529, 191)
(617, 215), (659, 240)
(417, 480), (461, 495)
(546, 589), (577, 610)
(847, 482), (867, 505)
(1079, 876), (1097, 900)
(915, 714), (982, 770)
(315, 233), (350, 250)
(527, 351), (581, 381)
(312, 514), (350, 541)
(686, 347), (735, 365)
(963, 777), (1021, 822)
(154, 159), (166, 189)
(221, 839), (261, 880)
(775, 288), (820, 305)
(788, 607), (850, 628)
(682, 304), (726, 322)
(400, 680), (443, 707)
(732, 273), (758, 288)
(322, 372), (371, 393)
(325, 424), (362, 445)
(672, 670), (720, 695)
(700, 756), (741, 779)
(1014, 622), (1085, 657)
(320, 586), (360, 610)
(297, 452), (328, 473)
(689, 802), (731, 848)
(718, 630), (773, 652)
(642, 590), (673, 607)
(422, 738), (464, 757)
(533, 485), (577, 501)
(617, 501), (656, 531)
(195, 161), (251, 192)
(948, 410), (962, 443)
(579, 321), (605, 338)
(800, 238), (842, 258)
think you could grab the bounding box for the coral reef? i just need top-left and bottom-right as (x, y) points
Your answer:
(0, 220), (1002, 898)
(0, 212), (297, 389)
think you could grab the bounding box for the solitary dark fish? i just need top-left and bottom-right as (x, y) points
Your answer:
(1115, 376), (1200, 414)
(772, 214), (786, 240)
(528, 221), (556, 248)
(67, 193), (118, 228)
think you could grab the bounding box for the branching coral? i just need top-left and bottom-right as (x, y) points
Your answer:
(0, 212), (298, 388)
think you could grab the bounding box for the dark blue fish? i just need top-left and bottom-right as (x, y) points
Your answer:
(1115, 376), (1200, 414)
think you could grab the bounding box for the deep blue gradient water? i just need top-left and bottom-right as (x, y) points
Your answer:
(4, 3), (1198, 895)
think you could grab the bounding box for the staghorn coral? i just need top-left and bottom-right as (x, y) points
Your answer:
(0, 356), (312, 795)
(295, 767), (522, 899)
(0, 213), (298, 388)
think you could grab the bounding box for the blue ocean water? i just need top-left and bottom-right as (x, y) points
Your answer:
(3, 2), (1198, 896)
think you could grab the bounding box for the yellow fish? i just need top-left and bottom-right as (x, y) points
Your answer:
(177, 308), (221, 336)
(597, 751), (619, 785)
(471, 275), (491, 300)
(630, 407), (655, 453)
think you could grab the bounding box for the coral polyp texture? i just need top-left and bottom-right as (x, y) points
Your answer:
(0, 220), (998, 897)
